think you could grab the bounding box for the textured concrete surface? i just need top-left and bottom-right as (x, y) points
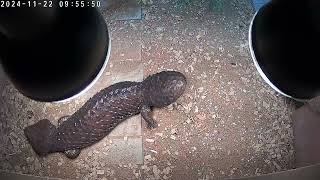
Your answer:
(0, 171), (46, 180)
(0, 0), (297, 179)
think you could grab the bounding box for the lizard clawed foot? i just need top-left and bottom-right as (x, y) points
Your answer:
(147, 121), (158, 129)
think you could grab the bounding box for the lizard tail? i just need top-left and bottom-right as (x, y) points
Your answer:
(24, 119), (56, 156)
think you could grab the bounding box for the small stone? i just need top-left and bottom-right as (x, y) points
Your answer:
(184, 102), (193, 113)
(185, 93), (194, 100)
(26, 110), (34, 119)
(198, 87), (204, 93)
(167, 104), (174, 111)
(229, 89), (235, 96)
(155, 133), (163, 137)
(58, 162), (63, 166)
(194, 106), (199, 113)
(204, 55), (211, 61)
(196, 113), (206, 120)
(124, 136), (128, 141)
(170, 135), (176, 140)
(186, 118), (192, 124)
(146, 139), (155, 143)
(174, 151), (179, 155)
(97, 170), (104, 175)
(196, 34), (201, 40)
(263, 101), (270, 109)
(218, 46), (224, 52)
(150, 150), (158, 154)
(163, 167), (171, 175)
(88, 151), (93, 157)
(171, 128), (177, 134)
(156, 27), (164, 32)
(134, 172), (140, 178)
(145, 155), (152, 161)
(105, 72), (111, 76)
(93, 161), (99, 167)
(210, 147), (216, 151)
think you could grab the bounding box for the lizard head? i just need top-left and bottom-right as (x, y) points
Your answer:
(143, 71), (187, 108)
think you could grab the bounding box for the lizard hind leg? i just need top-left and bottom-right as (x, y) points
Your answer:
(57, 115), (81, 159)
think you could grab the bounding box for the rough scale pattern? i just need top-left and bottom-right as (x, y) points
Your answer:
(24, 71), (187, 158)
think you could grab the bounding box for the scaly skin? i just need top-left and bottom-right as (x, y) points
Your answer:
(24, 71), (187, 158)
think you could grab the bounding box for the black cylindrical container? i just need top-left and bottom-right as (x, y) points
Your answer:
(0, 4), (110, 102)
(249, 0), (320, 101)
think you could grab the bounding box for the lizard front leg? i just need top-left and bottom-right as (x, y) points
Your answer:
(141, 105), (158, 129)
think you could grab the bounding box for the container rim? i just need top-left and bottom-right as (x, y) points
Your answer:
(53, 30), (112, 103)
(248, 6), (307, 102)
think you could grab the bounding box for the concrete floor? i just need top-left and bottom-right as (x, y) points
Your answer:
(0, 0), (296, 179)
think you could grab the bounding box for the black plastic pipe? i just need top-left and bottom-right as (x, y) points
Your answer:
(0, 2), (110, 102)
